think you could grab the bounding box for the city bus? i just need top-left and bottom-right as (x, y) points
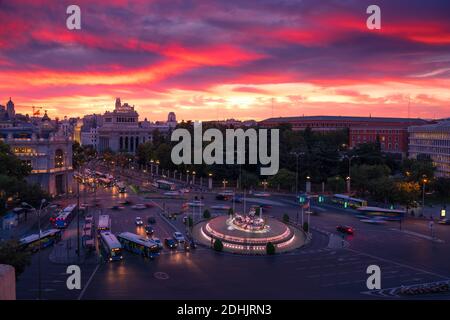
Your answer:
(99, 232), (123, 262)
(332, 194), (368, 208)
(55, 204), (78, 228)
(156, 179), (176, 191)
(97, 215), (111, 235)
(356, 206), (406, 221)
(117, 232), (161, 258)
(19, 229), (62, 252)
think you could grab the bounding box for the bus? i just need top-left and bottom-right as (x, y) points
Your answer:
(117, 232), (161, 258)
(19, 229), (62, 252)
(55, 204), (78, 228)
(97, 215), (111, 234)
(356, 206), (405, 221)
(156, 179), (176, 191)
(332, 194), (368, 209)
(99, 232), (123, 261)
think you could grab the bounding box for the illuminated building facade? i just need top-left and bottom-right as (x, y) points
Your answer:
(408, 121), (450, 178)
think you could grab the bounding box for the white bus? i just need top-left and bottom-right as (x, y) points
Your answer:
(97, 215), (111, 234)
(117, 232), (161, 258)
(357, 206), (405, 221)
(332, 194), (368, 208)
(99, 232), (123, 262)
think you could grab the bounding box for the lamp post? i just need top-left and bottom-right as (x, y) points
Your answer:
(290, 152), (305, 196)
(262, 180), (268, 192)
(422, 175), (428, 216)
(208, 173), (213, 190)
(343, 155), (357, 194)
(222, 179), (228, 189)
(22, 199), (46, 300)
(192, 171), (196, 185)
(186, 170), (190, 184)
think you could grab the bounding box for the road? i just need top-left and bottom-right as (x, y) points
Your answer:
(15, 167), (450, 300)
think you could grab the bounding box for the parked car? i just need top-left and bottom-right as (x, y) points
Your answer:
(131, 204), (146, 210)
(135, 217), (144, 226)
(165, 238), (178, 249)
(336, 225), (354, 235)
(173, 231), (185, 243)
(438, 219), (450, 225)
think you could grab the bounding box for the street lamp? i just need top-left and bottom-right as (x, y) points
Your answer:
(290, 152), (305, 196)
(22, 199), (47, 300)
(342, 155), (357, 194)
(422, 175), (428, 216)
(222, 179), (228, 189)
(192, 171), (196, 185)
(262, 180), (268, 191)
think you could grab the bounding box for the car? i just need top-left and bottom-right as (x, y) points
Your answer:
(153, 237), (163, 249)
(131, 204), (146, 210)
(135, 217), (144, 226)
(111, 205), (122, 210)
(336, 225), (354, 235)
(438, 219), (450, 225)
(165, 238), (178, 249)
(144, 225), (154, 235)
(173, 231), (185, 243)
(147, 216), (156, 224)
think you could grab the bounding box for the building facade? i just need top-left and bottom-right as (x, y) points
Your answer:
(408, 121), (450, 178)
(260, 115), (430, 155)
(83, 98), (176, 154)
(0, 99), (74, 196)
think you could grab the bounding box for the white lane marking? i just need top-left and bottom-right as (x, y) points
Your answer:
(345, 247), (450, 281)
(77, 263), (100, 300)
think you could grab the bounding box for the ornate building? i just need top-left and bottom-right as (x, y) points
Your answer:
(0, 109), (74, 196)
(83, 98), (177, 154)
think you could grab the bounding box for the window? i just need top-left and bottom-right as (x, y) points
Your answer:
(55, 149), (64, 168)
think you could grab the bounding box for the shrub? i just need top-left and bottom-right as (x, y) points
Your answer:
(213, 239), (223, 252)
(282, 214), (290, 223)
(266, 242), (276, 255)
(203, 209), (211, 219)
(303, 222), (309, 232)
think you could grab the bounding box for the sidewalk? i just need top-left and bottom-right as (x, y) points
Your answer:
(49, 239), (86, 264)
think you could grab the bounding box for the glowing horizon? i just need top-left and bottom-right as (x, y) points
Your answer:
(1, 1), (449, 122)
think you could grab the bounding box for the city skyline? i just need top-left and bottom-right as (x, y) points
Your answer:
(1, 1), (450, 121)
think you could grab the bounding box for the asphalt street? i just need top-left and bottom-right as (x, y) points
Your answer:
(15, 168), (450, 300)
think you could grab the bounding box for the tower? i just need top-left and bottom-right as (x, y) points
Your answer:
(115, 97), (121, 110)
(6, 98), (15, 120)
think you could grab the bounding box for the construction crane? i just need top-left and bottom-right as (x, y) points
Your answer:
(32, 106), (42, 116)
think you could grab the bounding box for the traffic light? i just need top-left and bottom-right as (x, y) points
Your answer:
(441, 207), (446, 218)
(318, 195), (325, 203)
(344, 201), (348, 208)
(298, 195), (306, 204)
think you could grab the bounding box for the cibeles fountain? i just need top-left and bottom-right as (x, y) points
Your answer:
(192, 207), (306, 254)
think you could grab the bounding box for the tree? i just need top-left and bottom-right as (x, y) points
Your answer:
(394, 181), (421, 210)
(213, 239), (223, 252)
(403, 157), (435, 182)
(282, 214), (290, 223)
(327, 176), (346, 193)
(266, 242), (276, 255)
(433, 178), (450, 200)
(267, 169), (296, 191)
(0, 240), (32, 278)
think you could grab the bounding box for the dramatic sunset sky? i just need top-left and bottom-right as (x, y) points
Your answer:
(0, 0), (449, 121)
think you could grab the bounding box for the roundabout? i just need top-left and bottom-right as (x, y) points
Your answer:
(192, 209), (306, 254)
